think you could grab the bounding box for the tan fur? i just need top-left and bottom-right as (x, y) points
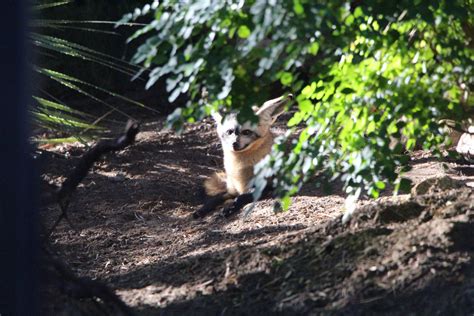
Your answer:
(223, 132), (274, 195)
(204, 134), (274, 197)
(204, 172), (227, 196)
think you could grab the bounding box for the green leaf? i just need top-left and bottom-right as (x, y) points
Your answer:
(301, 82), (316, 98)
(406, 138), (416, 150)
(370, 188), (380, 199)
(293, 0), (304, 15)
(345, 14), (355, 26)
(237, 25), (251, 39)
(288, 112), (305, 127)
(298, 100), (313, 113)
(280, 72), (293, 86)
(375, 181), (386, 190)
(281, 195), (292, 211)
(353, 7), (364, 18)
(308, 42), (319, 55)
(340, 87), (355, 94)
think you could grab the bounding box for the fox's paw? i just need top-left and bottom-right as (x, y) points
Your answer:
(194, 204), (217, 218)
(222, 204), (239, 217)
(193, 209), (206, 219)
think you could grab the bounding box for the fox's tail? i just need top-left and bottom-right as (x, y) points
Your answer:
(194, 172), (231, 218)
(204, 172), (227, 196)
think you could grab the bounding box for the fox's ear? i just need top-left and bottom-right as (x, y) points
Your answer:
(211, 110), (223, 124)
(256, 94), (293, 124)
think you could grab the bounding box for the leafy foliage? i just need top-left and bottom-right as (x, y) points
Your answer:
(124, 0), (474, 214)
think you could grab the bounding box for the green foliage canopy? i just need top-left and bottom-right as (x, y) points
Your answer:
(122, 0), (474, 215)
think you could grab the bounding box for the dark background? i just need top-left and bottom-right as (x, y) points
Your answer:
(0, 1), (37, 315)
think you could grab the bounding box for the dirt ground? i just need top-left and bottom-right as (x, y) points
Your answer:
(38, 116), (474, 315)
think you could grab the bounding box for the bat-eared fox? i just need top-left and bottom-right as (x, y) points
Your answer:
(193, 94), (293, 218)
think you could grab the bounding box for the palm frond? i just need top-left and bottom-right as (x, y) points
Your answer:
(35, 67), (135, 118)
(31, 2), (157, 142)
(34, 19), (147, 26)
(38, 88), (128, 125)
(32, 1), (73, 11)
(31, 33), (140, 77)
(33, 136), (93, 144)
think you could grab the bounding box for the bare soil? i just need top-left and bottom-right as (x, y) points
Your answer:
(39, 117), (474, 315)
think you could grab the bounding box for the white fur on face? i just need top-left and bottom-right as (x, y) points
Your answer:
(217, 113), (261, 152)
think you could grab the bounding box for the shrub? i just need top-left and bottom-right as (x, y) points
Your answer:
(122, 0), (473, 217)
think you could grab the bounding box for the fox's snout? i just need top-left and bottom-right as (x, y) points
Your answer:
(231, 137), (251, 152)
(232, 142), (241, 151)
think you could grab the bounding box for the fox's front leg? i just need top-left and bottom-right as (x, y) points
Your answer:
(221, 193), (254, 217)
(193, 193), (228, 218)
(222, 185), (274, 217)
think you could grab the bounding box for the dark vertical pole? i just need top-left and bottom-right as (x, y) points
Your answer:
(0, 0), (38, 315)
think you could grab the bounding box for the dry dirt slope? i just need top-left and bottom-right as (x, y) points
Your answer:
(40, 118), (474, 315)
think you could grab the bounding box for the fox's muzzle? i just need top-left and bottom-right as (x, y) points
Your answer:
(232, 142), (241, 151)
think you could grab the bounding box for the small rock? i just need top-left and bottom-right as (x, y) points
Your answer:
(411, 175), (465, 196)
(456, 127), (474, 163)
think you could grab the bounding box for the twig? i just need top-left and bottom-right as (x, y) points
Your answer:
(48, 119), (140, 236)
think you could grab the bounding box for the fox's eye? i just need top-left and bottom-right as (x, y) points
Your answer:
(226, 129), (234, 135)
(241, 129), (252, 136)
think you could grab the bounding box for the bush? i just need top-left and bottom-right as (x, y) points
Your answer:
(122, 0), (473, 216)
